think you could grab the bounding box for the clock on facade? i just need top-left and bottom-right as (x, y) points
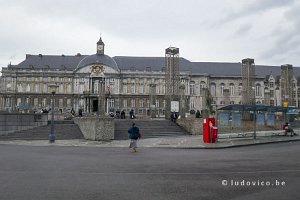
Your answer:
(97, 45), (103, 51)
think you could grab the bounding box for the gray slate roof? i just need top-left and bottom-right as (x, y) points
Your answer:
(9, 54), (300, 78)
(16, 54), (86, 70)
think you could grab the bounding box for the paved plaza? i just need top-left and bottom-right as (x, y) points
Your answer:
(0, 141), (299, 200)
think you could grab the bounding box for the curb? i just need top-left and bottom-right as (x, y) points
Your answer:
(172, 138), (300, 149)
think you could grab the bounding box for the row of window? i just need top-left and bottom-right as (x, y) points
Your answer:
(16, 77), (73, 82)
(189, 82), (267, 97)
(122, 99), (165, 108)
(17, 83), (73, 94)
(14, 97), (76, 108)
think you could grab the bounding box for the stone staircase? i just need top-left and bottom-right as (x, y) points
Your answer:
(0, 120), (84, 140)
(114, 118), (190, 140)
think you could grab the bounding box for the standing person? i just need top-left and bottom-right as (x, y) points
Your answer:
(195, 110), (201, 118)
(70, 108), (75, 117)
(171, 112), (177, 122)
(121, 110), (125, 119)
(128, 123), (140, 152)
(78, 108), (83, 117)
(129, 109), (135, 119)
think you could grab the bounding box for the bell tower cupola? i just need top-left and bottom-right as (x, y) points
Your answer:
(96, 37), (105, 55)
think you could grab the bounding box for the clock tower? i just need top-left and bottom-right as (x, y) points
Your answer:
(97, 37), (105, 55)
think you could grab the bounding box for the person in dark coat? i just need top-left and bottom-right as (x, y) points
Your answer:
(195, 110), (201, 118)
(78, 108), (83, 117)
(121, 110), (125, 119)
(171, 112), (177, 122)
(71, 108), (75, 116)
(128, 123), (140, 152)
(129, 109), (135, 119)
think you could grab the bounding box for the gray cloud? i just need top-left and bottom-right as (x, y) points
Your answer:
(0, 0), (299, 69)
(217, 0), (295, 25)
(258, 2), (300, 66)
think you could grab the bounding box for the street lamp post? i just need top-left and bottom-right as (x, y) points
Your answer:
(179, 84), (186, 118)
(252, 87), (257, 140)
(48, 84), (58, 143)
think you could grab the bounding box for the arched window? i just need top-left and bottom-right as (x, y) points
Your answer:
(26, 84), (31, 93)
(67, 84), (72, 94)
(17, 84), (23, 92)
(220, 83), (225, 96)
(238, 83), (243, 95)
(229, 83), (235, 96)
(256, 83), (261, 96)
(59, 83), (64, 93)
(210, 83), (216, 97)
(190, 81), (195, 95)
(200, 81), (206, 96)
(34, 84), (39, 93)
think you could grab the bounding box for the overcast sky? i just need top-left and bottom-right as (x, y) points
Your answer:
(1, 0), (300, 69)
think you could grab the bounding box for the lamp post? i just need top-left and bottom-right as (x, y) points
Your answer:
(98, 77), (105, 116)
(179, 84), (186, 118)
(252, 87), (257, 140)
(48, 84), (58, 143)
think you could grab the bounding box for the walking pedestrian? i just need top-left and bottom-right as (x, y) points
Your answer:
(128, 123), (141, 152)
(121, 110), (125, 119)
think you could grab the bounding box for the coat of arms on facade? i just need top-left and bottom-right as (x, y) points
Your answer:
(91, 65), (104, 76)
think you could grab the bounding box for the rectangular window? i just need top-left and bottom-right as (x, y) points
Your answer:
(108, 99), (114, 108)
(139, 83), (143, 94)
(43, 84), (47, 93)
(42, 98), (47, 107)
(139, 99), (144, 108)
(200, 84), (205, 96)
(123, 82), (127, 94)
(156, 81), (160, 94)
(67, 84), (72, 94)
(270, 90), (275, 98)
(59, 84), (64, 93)
(59, 99), (63, 107)
(190, 98), (195, 109)
(17, 98), (21, 107)
(79, 84), (84, 93)
(190, 83), (195, 95)
(156, 99), (159, 108)
(123, 99), (127, 108)
(130, 82), (135, 94)
(34, 84), (39, 93)
(34, 98), (39, 107)
(131, 99), (135, 108)
(67, 99), (71, 107)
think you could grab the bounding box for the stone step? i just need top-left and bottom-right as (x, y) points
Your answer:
(114, 119), (189, 140)
(0, 124), (84, 140)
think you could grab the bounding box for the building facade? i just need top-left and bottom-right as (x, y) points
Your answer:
(0, 37), (299, 117)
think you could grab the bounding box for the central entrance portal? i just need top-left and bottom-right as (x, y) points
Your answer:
(93, 99), (98, 112)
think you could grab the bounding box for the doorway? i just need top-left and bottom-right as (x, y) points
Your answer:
(93, 100), (98, 112)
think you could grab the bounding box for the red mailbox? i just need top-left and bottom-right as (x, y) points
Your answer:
(203, 118), (215, 143)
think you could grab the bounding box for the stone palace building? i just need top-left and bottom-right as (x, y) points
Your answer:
(0, 37), (299, 117)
